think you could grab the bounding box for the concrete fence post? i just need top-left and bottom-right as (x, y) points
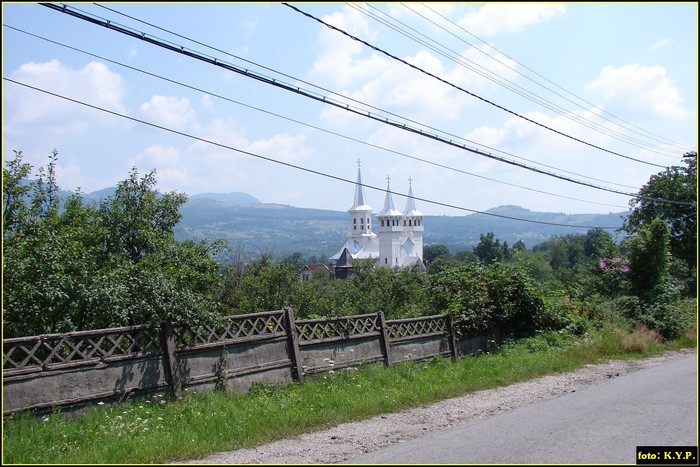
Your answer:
(377, 311), (391, 367)
(284, 307), (305, 384)
(161, 321), (183, 400)
(446, 314), (458, 360)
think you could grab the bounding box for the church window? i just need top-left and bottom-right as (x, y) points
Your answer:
(409, 220), (412, 226)
(381, 220), (384, 227)
(353, 218), (356, 224)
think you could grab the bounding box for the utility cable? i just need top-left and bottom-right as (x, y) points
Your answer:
(356, 3), (688, 159)
(4, 77), (632, 229)
(39, 3), (671, 200)
(2, 22), (630, 210)
(88, 2), (641, 191)
(284, 3), (669, 169)
(418, 2), (696, 156)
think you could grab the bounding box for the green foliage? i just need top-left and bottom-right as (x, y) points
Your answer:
(473, 231), (512, 263)
(428, 262), (545, 338)
(2, 152), (223, 337)
(624, 152), (697, 296)
(625, 218), (671, 301)
(611, 296), (695, 341)
(423, 243), (450, 265)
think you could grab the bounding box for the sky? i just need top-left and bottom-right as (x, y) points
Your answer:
(3, 3), (697, 217)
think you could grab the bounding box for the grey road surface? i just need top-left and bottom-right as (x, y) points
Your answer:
(345, 355), (698, 464)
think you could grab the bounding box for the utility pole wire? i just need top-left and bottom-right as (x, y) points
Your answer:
(284, 3), (668, 169)
(3, 23), (630, 210)
(37, 3), (694, 207)
(356, 3), (686, 158)
(39, 3), (679, 202)
(4, 77), (630, 229)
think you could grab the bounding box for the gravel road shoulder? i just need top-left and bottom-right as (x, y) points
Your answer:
(182, 348), (696, 464)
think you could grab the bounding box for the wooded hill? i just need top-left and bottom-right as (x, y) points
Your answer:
(172, 195), (630, 261)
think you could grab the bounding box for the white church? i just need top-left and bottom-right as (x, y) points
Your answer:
(330, 161), (425, 277)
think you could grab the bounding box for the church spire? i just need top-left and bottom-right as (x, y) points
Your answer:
(404, 177), (423, 216)
(378, 175), (403, 217)
(352, 159), (368, 209)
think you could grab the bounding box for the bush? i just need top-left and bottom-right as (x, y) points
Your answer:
(610, 295), (695, 340)
(428, 263), (546, 338)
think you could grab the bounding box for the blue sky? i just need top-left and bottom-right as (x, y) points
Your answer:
(3, 3), (697, 216)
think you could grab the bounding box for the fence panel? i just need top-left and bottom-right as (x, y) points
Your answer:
(296, 313), (385, 374)
(2, 310), (499, 417)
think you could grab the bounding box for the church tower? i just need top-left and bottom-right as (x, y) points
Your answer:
(330, 160), (379, 261)
(402, 177), (424, 265)
(376, 176), (405, 267)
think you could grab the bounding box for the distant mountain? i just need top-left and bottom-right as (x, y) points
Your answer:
(39, 182), (630, 260)
(189, 192), (261, 204)
(174, 199), (631, 261)
(54, 187), (259, 205)
(424, 205), (630, 253)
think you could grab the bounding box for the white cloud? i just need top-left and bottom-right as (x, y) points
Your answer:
(457, 4), (566, 37)
(201, 94), (214, 110)
(308, 6), (521, 125)
(585, 64), (691, 119)
(128, 115), (312, 194)
(650, 39), (671, 50)
(139, 95), (196, 130)
(6, 59), (126, 135)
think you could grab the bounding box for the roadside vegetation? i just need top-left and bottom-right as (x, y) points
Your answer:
(2, 150), (697, 464)
(3, 323), (695, 464)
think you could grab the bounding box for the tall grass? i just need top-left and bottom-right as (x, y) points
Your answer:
(2, 326), (695, 464)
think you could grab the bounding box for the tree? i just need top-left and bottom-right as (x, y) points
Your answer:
(473, 232), (512, 264)
(624, 151), (696, 292)
(428, 262), (545, 338)
(3, 153), (224, 337)
(423, 244), (450, 265)
(626, 218), (671, 301)
(2, 150), (32, 235)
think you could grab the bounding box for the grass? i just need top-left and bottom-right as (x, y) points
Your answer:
(2, 326), (695, 464)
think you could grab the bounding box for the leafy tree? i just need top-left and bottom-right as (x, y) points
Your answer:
(2, 150), (33, 235)
(428, 262), (545, 338)
(473, 232), (512, 264)
(454, 249), (478, 263)
(423, 243), (450, 265)
(625, 218), (671, 301)
(3, 153), (224, 337)
(624, 151), (696, 294)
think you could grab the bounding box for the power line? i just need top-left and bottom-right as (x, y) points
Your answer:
(4, 77), (630, 229)
(355, 3), (687, 159)
(2, 22), (630, 211)
(417, 3), (696, 156)
(284, 2), (670, 169)
(38, 3), (668, 199)
(87, 2), (642, 191)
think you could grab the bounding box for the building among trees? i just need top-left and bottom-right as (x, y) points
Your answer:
(331, 161), (426, 275)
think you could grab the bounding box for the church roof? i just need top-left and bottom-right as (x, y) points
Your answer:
(335, 248), (353, 267)
(376, 177), (403, 217)
(304, 263), (331, 273)
(351, 163), (372, 212)
(330, 235), (379, 260)
(403, 180), (423, 217)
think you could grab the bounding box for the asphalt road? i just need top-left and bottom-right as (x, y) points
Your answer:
(345, 355), (698, 464)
